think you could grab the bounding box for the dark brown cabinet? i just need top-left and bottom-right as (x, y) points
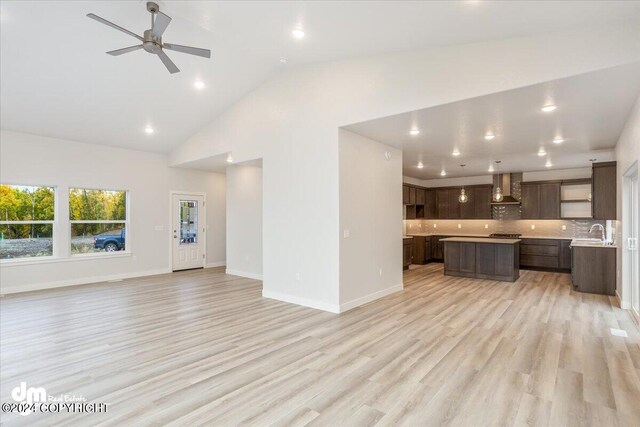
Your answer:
(424, 190), (437, 219)
(560, 240), (572, 270)
(474, 186), (493, 219)
(460, 188), (475, 219)
(447, 189), (461, 219)
(519, 238), (573, 271)
(411, 236), (426, 264)
(592, 162), (616, 220)
(571, 246), (616, 295)
(424, 238), (432, 263)
(403, 238), (413, 270)
(404, 183), (491, 219)
(432, 236), (445, 260)
(444, 240), (520, 282)
(521, 181), (561, 219)
(436, 190), (449, 219)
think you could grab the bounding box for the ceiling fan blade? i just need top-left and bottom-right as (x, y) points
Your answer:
(87, 13), (143, 42)
(157, 50), (180, 74)
(152, 11), (172, 38)
(107, 45), (143, 56)
(163, 43), (211, 58)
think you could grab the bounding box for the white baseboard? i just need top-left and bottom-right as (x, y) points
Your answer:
(339, 283), (404, 313)
(206, 261), (226, 268)
(616, 290), (631, 309)
(0, 268), (172, 295)
(226, 269), (263, 281)
(262, 290), (340, 313)
(262, 283), (404, 314)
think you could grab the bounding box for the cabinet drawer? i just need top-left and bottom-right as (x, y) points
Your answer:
(520, 255), (559, 268)
(520, 239), (559, 246)
(520, 245), (559, 256)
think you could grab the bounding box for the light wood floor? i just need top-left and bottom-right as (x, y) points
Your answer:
(1, 264), (640, 426)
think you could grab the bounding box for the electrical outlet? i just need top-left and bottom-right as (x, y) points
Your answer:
(562, 225), (566, 231)
(433, 224), (437, 228)
(484, 224), (489, 229)
(457, 224), (462, 229)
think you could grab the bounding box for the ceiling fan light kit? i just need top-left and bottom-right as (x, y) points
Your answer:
(87, 2), (211, 74)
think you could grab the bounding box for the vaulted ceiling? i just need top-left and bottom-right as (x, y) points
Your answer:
(2, 1), (639, 153)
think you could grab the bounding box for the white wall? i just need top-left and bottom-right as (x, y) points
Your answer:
(226, 164), (262, 280)
(0, 130), (226, 294)
(339, 129), (403, 312)
(170, 24), (640, 312)
(615, 94), (640, 307)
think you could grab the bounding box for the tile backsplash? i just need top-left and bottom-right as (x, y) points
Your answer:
(404, 219), (608, 239)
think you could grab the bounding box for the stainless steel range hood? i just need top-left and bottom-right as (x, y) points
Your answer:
(490, 173), (521, 205)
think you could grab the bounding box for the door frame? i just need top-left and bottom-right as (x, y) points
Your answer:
(169, 191), (207, 271)
(621, 161), (639, 324)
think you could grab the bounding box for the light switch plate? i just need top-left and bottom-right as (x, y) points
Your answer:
(343, 230), (350, 238)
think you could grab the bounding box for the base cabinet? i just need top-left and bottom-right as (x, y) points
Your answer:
(571, 246), (616, 295)
(444, 241), (520, 282)
(403, 239), (413, 270)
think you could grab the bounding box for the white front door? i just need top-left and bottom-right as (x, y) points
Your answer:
(172, 194), (205, 271)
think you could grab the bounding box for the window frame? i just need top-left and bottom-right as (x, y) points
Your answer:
(0, 182), (57, 262)
(68, 187), (130, 257)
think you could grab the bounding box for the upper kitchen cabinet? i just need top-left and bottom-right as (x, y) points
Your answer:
(436, 189), (449, 219)
(473, 186), (493, 219)
(592, 161), (617, 220)
(446, 188), (461, 219)
(521, 181), (561, 219)
(403, 185), (410, 205)
(459, 185), (492, 219)
(424, 189), (437, 219)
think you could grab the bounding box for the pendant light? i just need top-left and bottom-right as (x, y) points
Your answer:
(493, 161), (504, 202)
(458, 164), (468, 203)
(458, 187), (468, 203)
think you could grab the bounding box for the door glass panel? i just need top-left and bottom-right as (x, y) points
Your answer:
(179, 200), (198, 245)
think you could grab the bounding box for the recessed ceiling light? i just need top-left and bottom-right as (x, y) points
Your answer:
(193, 80), (205, 90)
(291, 28), (305, 39)
(452, 149), (461, 156)
(144, 126), (154, 134)
(484, 133), (495, 141)
(417, 162), (424, 169)
(538, 148), (547, 156)
(553, 137), (564, 144)
(545, 160), (552, 168)
(226, 154), (233, 163)
(440, 170), (447, 176)
(410, 128), (420, 136)
(541, 104), (557, 112)
(279, 57), (288, 64)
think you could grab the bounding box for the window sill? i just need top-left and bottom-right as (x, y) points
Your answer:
(0, 252), (133, 267)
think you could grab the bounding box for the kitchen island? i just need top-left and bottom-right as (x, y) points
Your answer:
(441, 237), (520, 282)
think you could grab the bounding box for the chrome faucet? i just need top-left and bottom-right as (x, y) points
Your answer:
(589, 223), (605, 242)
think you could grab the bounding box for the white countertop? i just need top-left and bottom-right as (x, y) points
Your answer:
(440, 237), (521, 244)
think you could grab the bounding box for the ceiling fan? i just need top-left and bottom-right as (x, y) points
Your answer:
(87, 2), (211, 74)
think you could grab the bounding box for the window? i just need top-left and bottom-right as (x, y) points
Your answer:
(69, 188), (127, 255)
(0, 184), (55, 259)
